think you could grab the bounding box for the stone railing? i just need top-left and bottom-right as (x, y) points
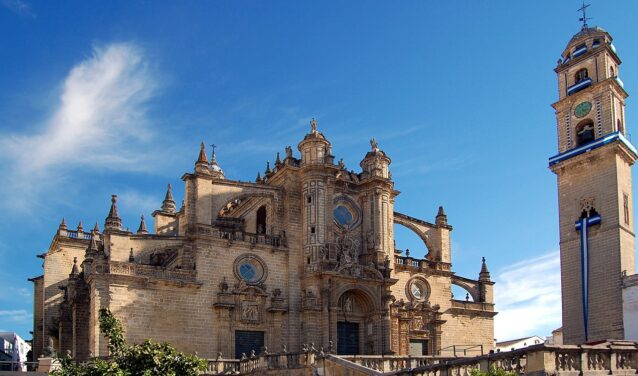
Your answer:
(387, 341), (638, 376)
(202, 348), (317, 375)
(450, 300), (495, 312)
(195, 225), (286, 249)
(394, 255), (451, 272)
(108, 261), (197, 283)
(341, 355), (456, 373)
(58, 229), (94, 240)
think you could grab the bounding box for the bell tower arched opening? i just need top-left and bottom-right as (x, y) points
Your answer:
(575, 119), (595, 146)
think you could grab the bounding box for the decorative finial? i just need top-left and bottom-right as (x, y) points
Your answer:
(210, 144), (217, 162)
(59, 218), (67, 230)
(370, 138), (379, 151)
(93, 222), (100, 233)
(137, 215), (148, 234)
(436, 206), (448, 226)
(104, 195), (122, 231)
(77, 221), (83, 233)
(265, 161), (272, 175)
(161, 184), (176, 213)
(479, 256), (491, 281)
(70, 257), (79, 277)
(310, 118), (318, 133)
(256, 171), (262, 182)
(578, 2), (591, 30)
(275, 152), (282, 167)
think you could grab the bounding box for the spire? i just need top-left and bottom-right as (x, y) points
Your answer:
(137, 215), (148, 234)
(104, 195), (122, 231)
(59, 218), (67, 230)
(479, 257), (491, 281)
(69, 257), (80, 277)
(93, 222), (100, 233)
(435, 206), (448, 226)
(195, 142), (210, 174)
(275, 152), (282, 167)
(161, 184), (176, 213)
(265, 161), (272, 175)
(77, 221), (83, 233)
(256, 172), (262, 182)
(198, 142), (208, 163)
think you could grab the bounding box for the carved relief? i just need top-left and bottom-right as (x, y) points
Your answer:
(241, 301), (260, 322)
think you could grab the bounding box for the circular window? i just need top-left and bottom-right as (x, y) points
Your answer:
(233, 254), (267, 284)
(334, 205), (354, 227)
(407, 277), (430, 302)
(332, 196), (362, 229)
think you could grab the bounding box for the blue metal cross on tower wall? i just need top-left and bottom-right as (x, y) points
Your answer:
(574, 213), (601, 341)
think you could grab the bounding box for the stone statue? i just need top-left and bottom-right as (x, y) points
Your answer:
(285, 146), (293, 159)
(310, 118), (317, 133)
(370, 138), (379, 151)
(338, 158), (345, 169)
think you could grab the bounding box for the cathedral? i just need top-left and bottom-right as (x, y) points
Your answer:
(30, 120), (495, 360)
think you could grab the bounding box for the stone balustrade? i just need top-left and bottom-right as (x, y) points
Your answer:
(203, 349), (317, 375)
(108, 261), (198, 282)
(388, 341), (638, 376)
(195, 224), (286, 248)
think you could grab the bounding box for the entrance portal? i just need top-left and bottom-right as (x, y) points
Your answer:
(337, 322), (359, 355)
(409, 339), (429, 356)
(235, 330), (264, 359)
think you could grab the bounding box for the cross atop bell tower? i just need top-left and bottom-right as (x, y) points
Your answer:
(578, 2), (591, 30)
(549, 17), (637, 344)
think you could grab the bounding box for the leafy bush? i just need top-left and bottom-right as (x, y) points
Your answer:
(52, 308), (207, 376)
(470, 366), (517, 376)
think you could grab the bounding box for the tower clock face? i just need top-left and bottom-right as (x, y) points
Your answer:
(574, 101), (592, 118)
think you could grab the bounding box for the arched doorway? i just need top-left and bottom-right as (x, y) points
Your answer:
(336, 289), (376, 355)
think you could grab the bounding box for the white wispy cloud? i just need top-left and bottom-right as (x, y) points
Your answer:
(118, 189), (161, 216)
(0, 43), (159, 213)
(0, 309), (32, 323)
(2, 0), (35, 17)
(494, 251), (562, 341)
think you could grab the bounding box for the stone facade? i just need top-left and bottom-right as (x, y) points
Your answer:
(550, 25), (637, 344)
(31, 123), (495, 360)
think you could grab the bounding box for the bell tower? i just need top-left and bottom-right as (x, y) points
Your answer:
(550, 17), (637, 343)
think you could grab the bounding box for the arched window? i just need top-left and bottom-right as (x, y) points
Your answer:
(618, 119), (624, 134)
(575, 68), (589, 83)
(576, 120), (595, 146)
(256, 205), (267, 234)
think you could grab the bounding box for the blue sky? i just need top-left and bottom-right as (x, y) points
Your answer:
(1, 1), (637, 343)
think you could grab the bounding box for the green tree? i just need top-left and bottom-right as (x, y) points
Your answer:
(52, 308), (207, 376)
(470, 366), (517, 376)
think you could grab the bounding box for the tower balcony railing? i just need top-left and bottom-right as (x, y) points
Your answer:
(58, 229), (93, 240)
(567, 77), (592, 95)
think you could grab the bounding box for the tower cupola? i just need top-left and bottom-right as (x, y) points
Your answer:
(297, 118), (332, 166)
(360, 138), (391, 180)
